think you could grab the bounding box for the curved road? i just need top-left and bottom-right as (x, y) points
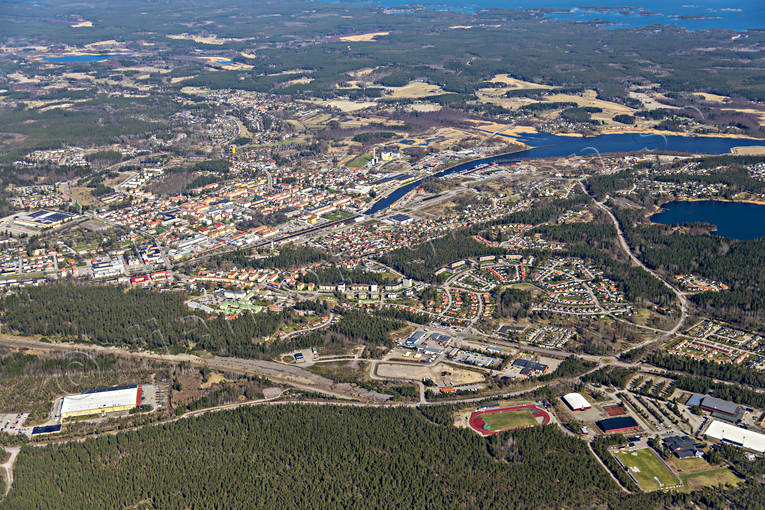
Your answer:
(583, 183), (688, 353)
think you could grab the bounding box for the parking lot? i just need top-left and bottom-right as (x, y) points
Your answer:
(0, 413), (28, 435)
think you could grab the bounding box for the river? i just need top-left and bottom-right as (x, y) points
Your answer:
(365, 132), (765, 215)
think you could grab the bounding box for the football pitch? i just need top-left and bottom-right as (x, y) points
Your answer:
(480, 409), (538, 431)
(614, 448), (679, 492)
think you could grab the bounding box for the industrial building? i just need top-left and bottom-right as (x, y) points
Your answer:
(686, 394), (743, 422)
(704, 420), (765, 453)
(60, 385), (142, 419)
(512, 358), (548, 376)
(387, 213), (414, 225)
(562, 392), (591, 411)
(13, 209), (76, 229)
(596, 416), (640, 434)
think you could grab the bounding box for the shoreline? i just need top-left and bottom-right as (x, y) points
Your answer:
(650, 197), (765, 218)
(549, 128), (765, 141)
(667, 197), (765, 206)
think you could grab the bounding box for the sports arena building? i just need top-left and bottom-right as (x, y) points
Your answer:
(705, 420), (765, 453)
(60, 385), (142, 419)
(562, 392), (591, 411)
(686, 394), (744, 422)
(596, 416), (640, 434)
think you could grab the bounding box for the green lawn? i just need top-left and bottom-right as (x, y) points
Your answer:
(614, 449), (679, 491)
(480, 409), (538, 432)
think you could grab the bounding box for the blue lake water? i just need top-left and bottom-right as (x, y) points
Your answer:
(366, 132), (765, 214)
(42, 53), (133, 63)
(361, 0), (764, 31)
(650, 200), (765, 240)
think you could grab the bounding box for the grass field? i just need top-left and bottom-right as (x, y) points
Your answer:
(668, 457), (741, 492)
(614, 449), (680, 492)
(347, 154), (371, 168)
(322, 210), (355, 221)
(480, 409), (538, 431)
(680, 467), (740, 491)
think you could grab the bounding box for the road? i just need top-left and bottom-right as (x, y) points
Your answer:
(1, 447), (20, 495)
(583, 183), (688, 353)
(0, 181), (703, 497)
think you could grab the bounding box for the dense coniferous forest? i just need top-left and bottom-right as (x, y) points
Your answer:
(0, 405), (639, 509)
(585, 171), (636, 200)
(528, 221), (616, 246)
(299, 267), (396, 285)
(494, 287), (533, 319)
(4, 405), (762, 509)
(582, 367), (638, 388)
(647, 352), (765, 389)
(330, 309), (405, 345)
(375, 307), (431, 325)
(216, 245), (329, 270)
(0, 285), (285, 357)
(535, 356), (595, 381)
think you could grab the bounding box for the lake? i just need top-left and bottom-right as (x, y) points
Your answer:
(365, 132), (765, 214)
(650, 200), (765, 240)
(42, 54), (133, 63)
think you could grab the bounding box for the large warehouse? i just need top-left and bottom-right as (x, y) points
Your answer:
(562, 392), (591, 411)
(705, 420), (765, 453)
(60, 385), (141, 419)
(686, 394), (743, 421)
(596, 416), (640, 434)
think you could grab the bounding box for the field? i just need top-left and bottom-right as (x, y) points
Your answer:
(614, 448), (680, 492)
(488, 74), (554, 89)
(384, 81), (446, 99)
(667, 457), (741, 492)
(347, 154), (372, 168)
(339, 32), (389, 42)
(481, 408), (537, 430)
(468, 405), (550, 436)
(732, 145), (765, 155)
(679, 467), (740, 491)
(311, 99), (377, 113)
